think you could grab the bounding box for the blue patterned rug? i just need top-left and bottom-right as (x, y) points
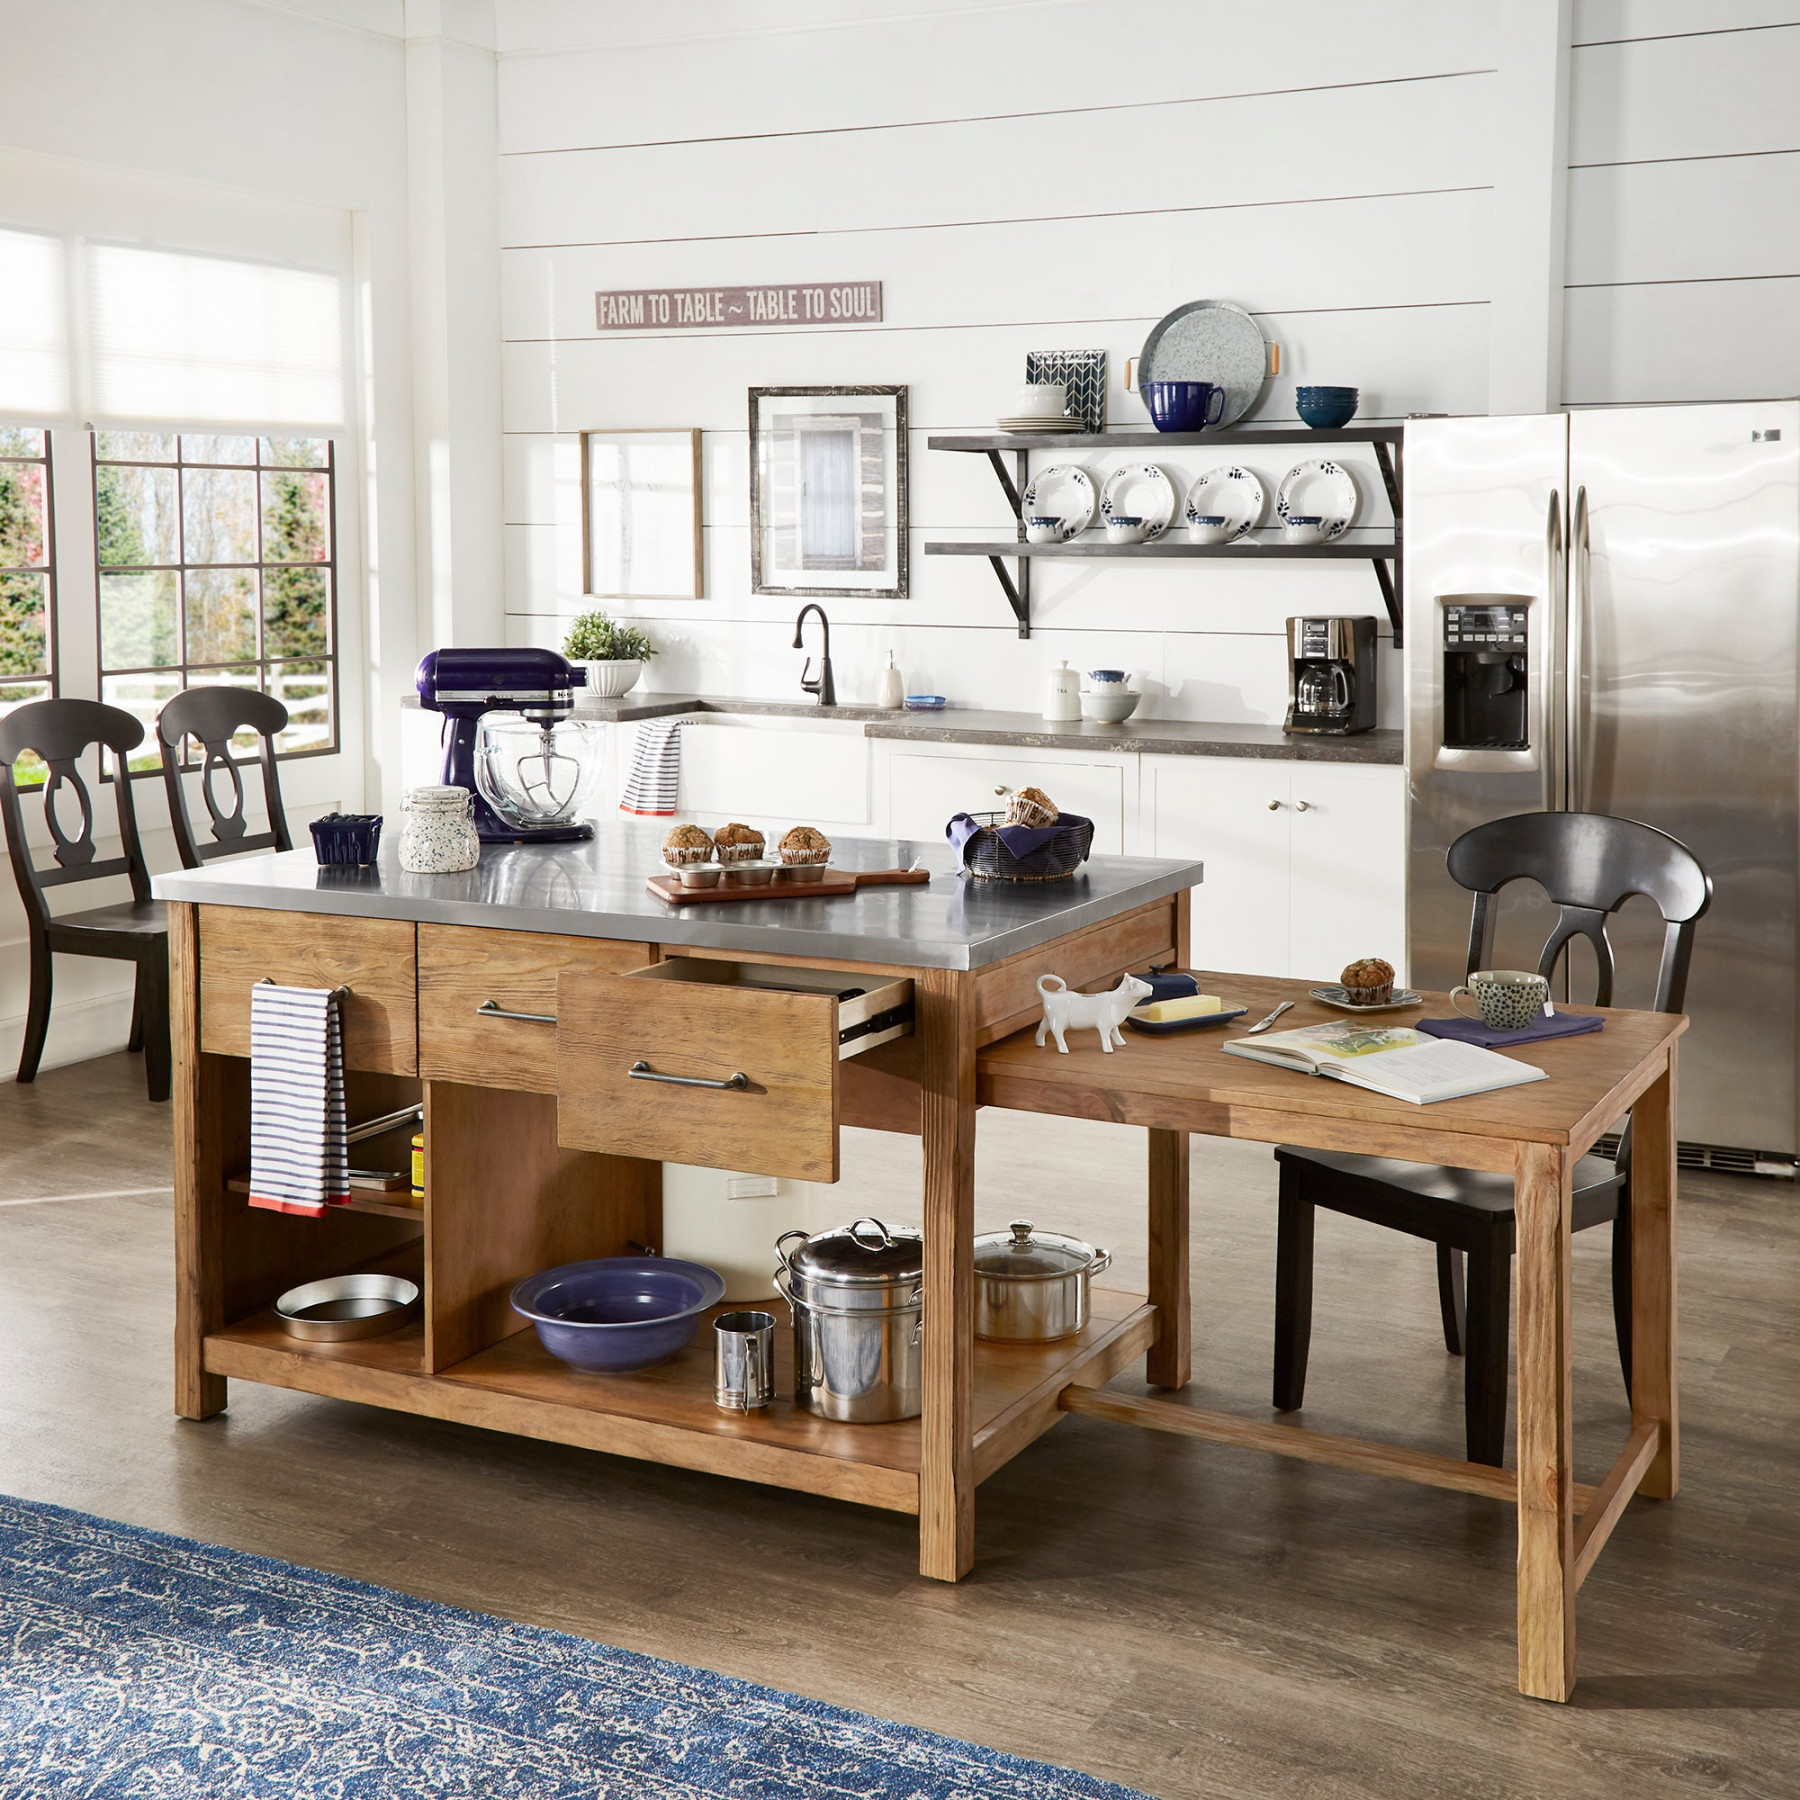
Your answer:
(0, 1493), (1147, 1799)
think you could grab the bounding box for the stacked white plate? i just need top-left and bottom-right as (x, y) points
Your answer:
(996, 416), (1084, 433)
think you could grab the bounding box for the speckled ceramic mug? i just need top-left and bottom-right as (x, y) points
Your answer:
(1450, 969), (1552, 1032)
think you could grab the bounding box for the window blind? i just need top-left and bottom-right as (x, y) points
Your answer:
(85, 243), (345, 431)
(0, 227), (70, 422)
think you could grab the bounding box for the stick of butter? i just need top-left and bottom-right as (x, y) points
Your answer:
(1133, 993), (1225, 1024)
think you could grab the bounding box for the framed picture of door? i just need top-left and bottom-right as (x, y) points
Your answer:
(748, 385), (908, 598)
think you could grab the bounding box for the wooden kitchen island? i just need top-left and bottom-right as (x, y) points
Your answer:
(155, 826), (1682, 1702)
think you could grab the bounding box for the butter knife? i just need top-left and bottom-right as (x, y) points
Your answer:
(1244, 1000), (1295, 1036)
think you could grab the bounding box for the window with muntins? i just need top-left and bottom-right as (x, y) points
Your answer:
(0, 428), (56, 784)
(91, 432), (336, 771)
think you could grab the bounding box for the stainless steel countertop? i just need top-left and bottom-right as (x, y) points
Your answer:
(152, 826), (1203, 971)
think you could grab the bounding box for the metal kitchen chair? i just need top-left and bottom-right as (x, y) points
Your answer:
(1270, 811), (1712, 1466)
(0, 698), (170, 1101)
(157, 686), (293, 870)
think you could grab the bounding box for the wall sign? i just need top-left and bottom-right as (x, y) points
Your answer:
(594, 282), (882, 331)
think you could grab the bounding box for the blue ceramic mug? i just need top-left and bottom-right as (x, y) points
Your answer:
(1144, 380), (1227, 433)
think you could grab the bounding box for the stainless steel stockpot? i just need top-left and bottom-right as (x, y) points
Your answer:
(972, 1219), (1111, 1343)
(774, 1218), (923, 1423)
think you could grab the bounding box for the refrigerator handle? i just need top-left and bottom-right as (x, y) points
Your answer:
(1568, 485), (1589, 813)
(1545, 487), (1565, 812)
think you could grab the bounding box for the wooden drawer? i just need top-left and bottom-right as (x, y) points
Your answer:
(418, 924), (652, 1092)
(198, 906), (418, 1074)
(556, 958), (914, 1182)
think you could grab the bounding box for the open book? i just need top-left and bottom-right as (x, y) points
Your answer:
(1222, 1021), (1546, 1105)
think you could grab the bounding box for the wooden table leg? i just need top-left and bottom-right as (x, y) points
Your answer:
(918, 966), (977, 1581)
(170, 902), (227, 1420)
(1631, 1049), (1679, 1499)
(1146, 1128), (1190, 1388)
(1514, 1139), (1576, 1701)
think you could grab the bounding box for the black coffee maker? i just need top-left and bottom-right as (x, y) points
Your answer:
(1284, 615), (1377, 735)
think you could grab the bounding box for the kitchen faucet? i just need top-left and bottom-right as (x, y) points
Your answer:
(792, 603), (836, 706)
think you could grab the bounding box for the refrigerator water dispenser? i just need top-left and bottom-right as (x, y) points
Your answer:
(1439, 595), (1532, 751)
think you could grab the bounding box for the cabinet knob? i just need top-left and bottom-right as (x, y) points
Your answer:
(1267, 799), (1283, 811)
(1295, 800), (1311, 813)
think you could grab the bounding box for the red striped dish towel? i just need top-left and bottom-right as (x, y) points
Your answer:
(620, 718), (682, 817)
(248, 982), (349, 1217)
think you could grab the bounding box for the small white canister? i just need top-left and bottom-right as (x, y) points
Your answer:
(399, 784), (480, 873)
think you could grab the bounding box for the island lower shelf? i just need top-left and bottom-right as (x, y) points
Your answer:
(204, 1288), (1158, 1515)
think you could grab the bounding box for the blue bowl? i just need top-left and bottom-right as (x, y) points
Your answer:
(510, 1257), (726, 1371)
(1143, 380), (1225, 433)
(1295, 387), (1359, 430)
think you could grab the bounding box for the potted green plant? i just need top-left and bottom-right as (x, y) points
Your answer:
(562, 611), (656, 697)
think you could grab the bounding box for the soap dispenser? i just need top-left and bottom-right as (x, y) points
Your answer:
(877, 651), (905, 710)
(1044, 659), (1081, 722)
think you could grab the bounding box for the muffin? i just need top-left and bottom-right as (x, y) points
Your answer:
(1340, 956), (1396, 1006)
(712, 822), (766, 867)
(661, 823), (714, 868)
(776, 824), (832, 881)
(1004, 785), (1058, 829)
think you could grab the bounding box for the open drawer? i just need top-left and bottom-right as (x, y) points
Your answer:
(555, 957), (914, 1182)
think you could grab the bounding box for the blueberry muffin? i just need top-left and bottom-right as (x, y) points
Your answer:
(712, 822), (766, 867)
(1004, 785), (1058, 828)
(661, 823), (714, 868)
(776, 824), (832, 881)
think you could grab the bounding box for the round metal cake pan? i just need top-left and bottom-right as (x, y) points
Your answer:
(274, 1273), (420, 1342)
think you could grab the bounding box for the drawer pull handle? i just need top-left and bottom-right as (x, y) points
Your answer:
(477, 999), (557, 1025)
(629, 1060), (750, 1091)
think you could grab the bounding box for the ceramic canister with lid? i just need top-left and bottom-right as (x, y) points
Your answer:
(972, 1218), (1112, 1343)
(1043, 658), (1081, 722)
(399, 784), (480, 873)
(774, 1217), (923, 1422)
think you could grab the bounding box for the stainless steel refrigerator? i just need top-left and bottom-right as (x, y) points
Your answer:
(1404, 404), (1800, 1163)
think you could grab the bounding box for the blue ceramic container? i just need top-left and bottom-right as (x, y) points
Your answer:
(1143, 380), (1226, 433)
(510, 1257), (726, 1371)
(1295, 386), (1359, 430)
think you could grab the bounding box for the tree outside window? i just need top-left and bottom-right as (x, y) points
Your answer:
(0, 428), (55, 787)
(92, 433), (336, 770)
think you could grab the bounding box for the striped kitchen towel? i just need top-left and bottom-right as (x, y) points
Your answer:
(247, 982), (349, 1217)
(619, 718), (682, 817)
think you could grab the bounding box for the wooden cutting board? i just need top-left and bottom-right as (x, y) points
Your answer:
(645, 866), (930, 906)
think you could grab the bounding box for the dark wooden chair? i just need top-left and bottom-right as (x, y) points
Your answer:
(0, 698), (170, 1102)
(1272, 812), (1712, 1466)
(157, 687), (293, 870)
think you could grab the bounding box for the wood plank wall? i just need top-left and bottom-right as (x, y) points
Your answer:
(494, 1), (1500, 723)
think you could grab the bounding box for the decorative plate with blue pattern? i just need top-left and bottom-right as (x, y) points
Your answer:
(1275, 459), (1359, 538)
(1183, 466), (1265, 541)
(1020, 463), (1096, 540)
(1099, 464), (1176, 539)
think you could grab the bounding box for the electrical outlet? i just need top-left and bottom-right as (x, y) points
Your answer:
(726, 1176), (780, 1202)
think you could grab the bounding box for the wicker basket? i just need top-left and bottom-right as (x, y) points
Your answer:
(957, 812), (1094, 882)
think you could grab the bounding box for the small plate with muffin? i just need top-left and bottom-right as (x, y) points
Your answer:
(1309, 956), (1422, 1013)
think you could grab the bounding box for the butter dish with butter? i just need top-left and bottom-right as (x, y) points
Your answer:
(1126, 990), (1248, 1035)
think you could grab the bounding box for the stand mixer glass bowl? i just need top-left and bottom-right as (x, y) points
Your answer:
(474, 713), (606, 832)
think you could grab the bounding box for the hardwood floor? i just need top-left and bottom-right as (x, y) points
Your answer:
(3, 1051), (1798, 1798)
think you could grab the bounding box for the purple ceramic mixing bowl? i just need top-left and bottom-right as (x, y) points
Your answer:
(510, 1256), (726, 1371)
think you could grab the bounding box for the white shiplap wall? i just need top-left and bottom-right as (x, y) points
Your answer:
(495, 1), (1502, 725)
(1565, 2), (1800, 403)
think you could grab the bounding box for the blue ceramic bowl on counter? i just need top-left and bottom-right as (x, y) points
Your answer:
(510, 1256), (726, 1371)
(1295, 386), (1360, 430)
(1143, 380), (1226, 433)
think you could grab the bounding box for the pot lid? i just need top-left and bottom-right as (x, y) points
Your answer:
(972, 1219), (1098, 1279)
(782, 1217), (923, 1285)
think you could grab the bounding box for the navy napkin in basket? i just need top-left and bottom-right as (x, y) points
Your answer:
(1417, 1011), (1605, 1050)
(946, 811), (1093, 859)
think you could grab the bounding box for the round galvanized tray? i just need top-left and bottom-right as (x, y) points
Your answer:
(1137, 299), (1270, 427)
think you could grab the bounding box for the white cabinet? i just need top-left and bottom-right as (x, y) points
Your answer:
(885, 747), (1129, 853)
(1150, 757), (1404, 981)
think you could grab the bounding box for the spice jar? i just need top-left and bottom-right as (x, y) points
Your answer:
(399, 785), (480, 873)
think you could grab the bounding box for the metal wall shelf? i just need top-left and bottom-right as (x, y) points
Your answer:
(923, 424), (1405, 641)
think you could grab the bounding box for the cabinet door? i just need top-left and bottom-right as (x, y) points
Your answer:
(887, 749), (1127, 852)
(1286, 766), (1406, 984)
(678, 720), (871, 826)
(1150, 759), (1291, 977)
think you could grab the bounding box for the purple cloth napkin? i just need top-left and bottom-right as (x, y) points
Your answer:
(946, 811), (1093, 860)
(1417, 1011), (1605, 1049)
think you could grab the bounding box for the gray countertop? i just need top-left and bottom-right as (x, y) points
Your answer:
(559, 694), (1403, 765)
(153, 827), (1203, 971)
